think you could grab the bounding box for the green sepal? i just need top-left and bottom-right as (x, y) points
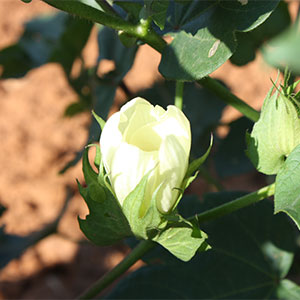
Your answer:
(78, 148), (132, 245)
(153, 214), (210, 262)
(246, 78), (300, 175)
(274, 144), (300, 230)
(86, 143), (101, 169)
(183, 135), (213, 189)
(122, 172), (165, 240)
(82, 146), (98, 185)
(92, 110), (105, 131)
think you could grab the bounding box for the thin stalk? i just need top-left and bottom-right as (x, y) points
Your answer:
(190, 183), (275, 224)
(175, 81), (184, 110)
(79, 240), (155, 299)
(198, 77), (260, 122)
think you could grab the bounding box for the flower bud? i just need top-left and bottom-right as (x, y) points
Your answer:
(247, 79), (300, 175)
(100, 97), (191, 214)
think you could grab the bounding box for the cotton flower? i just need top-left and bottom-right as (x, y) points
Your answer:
(100, 97), (191, 214)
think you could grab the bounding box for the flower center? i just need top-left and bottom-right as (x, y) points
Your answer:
(128, 124), (162, 152)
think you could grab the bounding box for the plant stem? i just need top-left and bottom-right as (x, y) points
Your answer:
(42, 0), (166, 52)
(198, 77), (260, 122)
(190, 183), (275, 224)
(79, 240), (155, 299)
(42, 0), (259, 120)
(77, 183), (275, 299)
(175, 81), (184, 110)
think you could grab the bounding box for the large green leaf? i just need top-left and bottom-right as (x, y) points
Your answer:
(106, 192), (297, 299)
(276, 280), (300, 299)
(50, 16), (93, 75)
(0, 12), (92, 78)
(153, 218), (209, 262)
(159, 0), (280, 80)
(275, 144), (300, 230)
(230, 2), (290, 66)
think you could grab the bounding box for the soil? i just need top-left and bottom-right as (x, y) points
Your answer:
(0, 1), (298, 299)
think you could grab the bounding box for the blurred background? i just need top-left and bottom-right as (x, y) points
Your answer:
(0, 0), (299, 298)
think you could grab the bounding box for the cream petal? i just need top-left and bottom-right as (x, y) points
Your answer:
(108, 142), (159, 207)
(129, 121), (162, 152)
(152, 106), (191, 157)
(100, 112), (123, 175)
(119, 98), (156, 137)
(157, 135), (189, 213)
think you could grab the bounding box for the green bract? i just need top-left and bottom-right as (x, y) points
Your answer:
(247, 77), (300, 175)
(247, 74), (300, 230)
(79, 98), (212, 261)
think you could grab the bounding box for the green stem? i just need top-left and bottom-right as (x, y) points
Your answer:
(42, 0), (259, 121)
(42, 0), (166, 52)
(79, 240), (155, 299)
(175, 81), (184, 110)
(78, 184), (274, 299)
(190, 183), (275, 224)
(198, 77), (260, 122)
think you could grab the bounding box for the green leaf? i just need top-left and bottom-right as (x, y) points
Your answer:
(122, 172), (163, 240)
(49, 16), (93, 75)
(64, 100), (90, 117)
(159, 28), (235, 81)
(274, 144), (300, 230)
(97, 27), (137, 78)
(159, 0), (280, 80)
(215, 117), (254, 177)
(114, 1), (143, 22)
(246, 88), (300, 175)
(78, 149), (132, 245)
(153, 219), (209, 262)
(262, 24), (300, 75)
(106, 193), (296, 299)
(276, 280), (300, 299)
(151, 0), (169, 30)
(230, 2), (290, 66)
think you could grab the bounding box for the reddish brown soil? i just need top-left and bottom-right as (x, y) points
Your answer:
(0, 1), (298, 299)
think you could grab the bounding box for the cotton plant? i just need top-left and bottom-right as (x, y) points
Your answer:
(7, 0), (300, 299)
(79, 97), (211, 262)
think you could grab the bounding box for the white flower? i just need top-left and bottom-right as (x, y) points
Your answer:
(100, 97), (191, 214)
